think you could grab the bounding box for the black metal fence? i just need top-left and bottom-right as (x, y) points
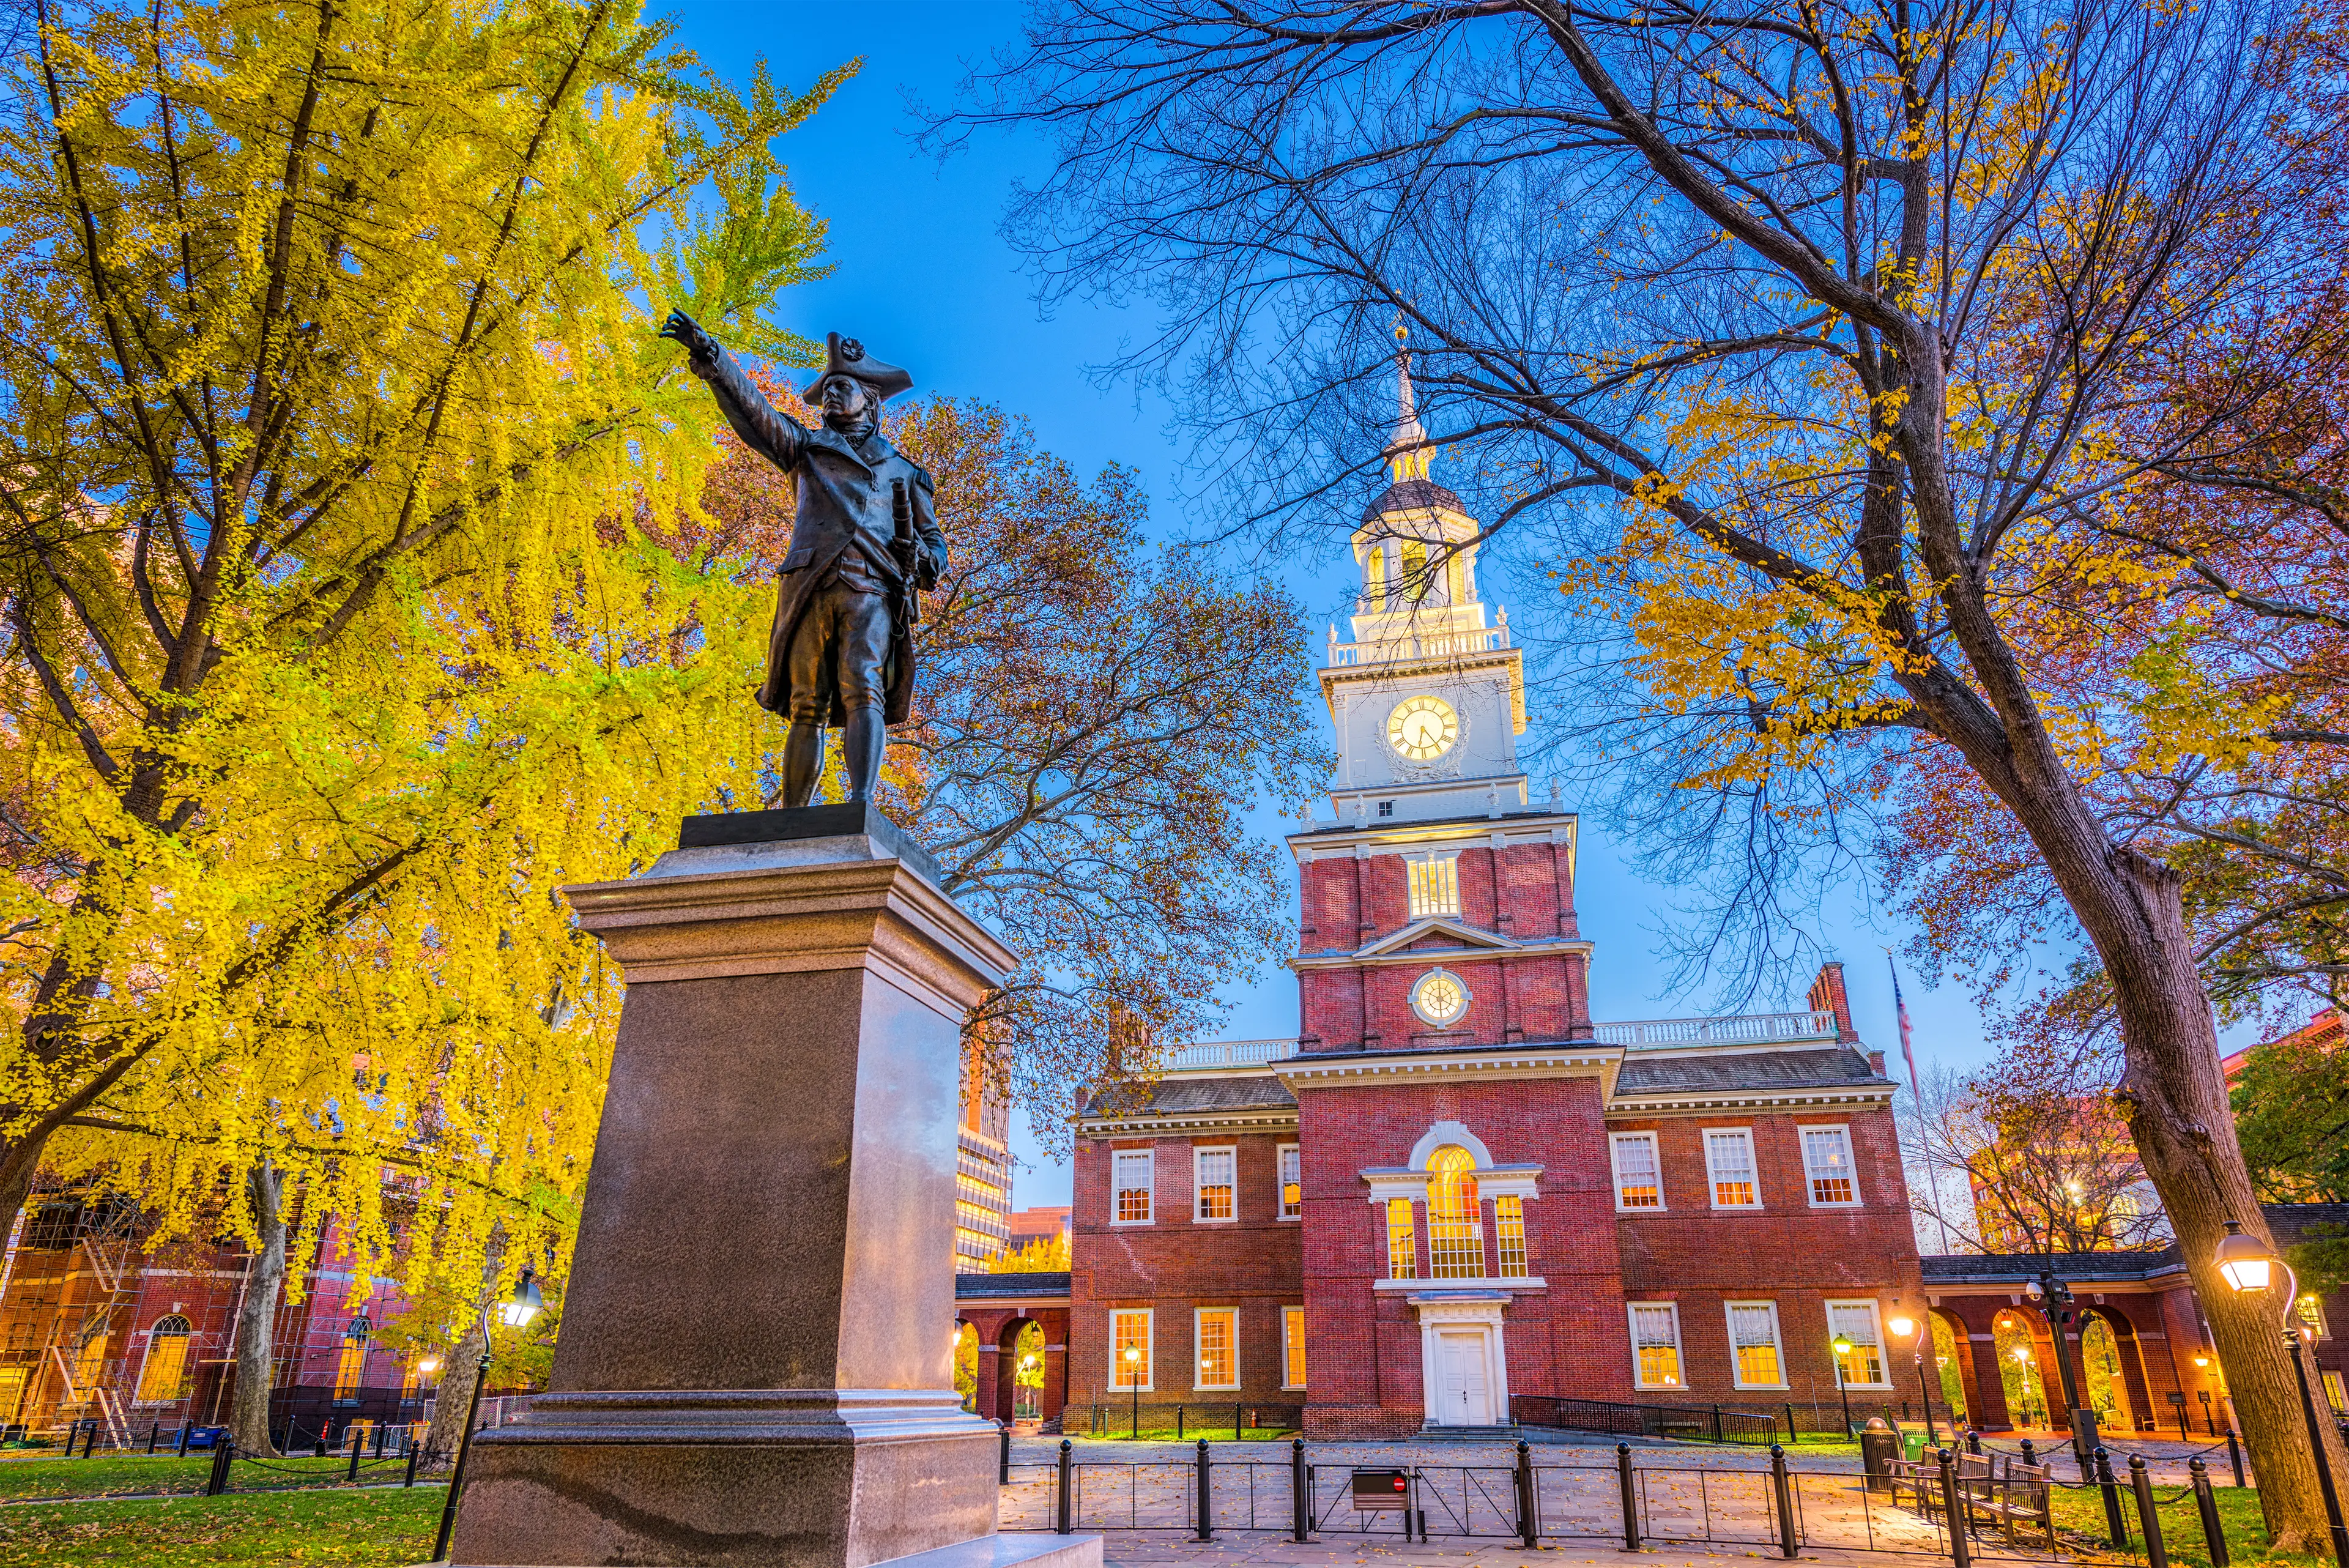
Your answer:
(1513, 1394), (1961, 1445)
(1068, 1402), (1305, 1440)
(1000, 1435), (2232, 1567)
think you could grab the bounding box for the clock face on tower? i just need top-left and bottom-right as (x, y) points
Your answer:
(1387, 694), (1459, 761)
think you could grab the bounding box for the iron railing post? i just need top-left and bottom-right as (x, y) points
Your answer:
(1195, 1436), (1212, 1541)
(1000, 1422), (1012, 1485)
(404, 1438), (421, 1488)
(346, 1429), (363, 1484)
(2191, 1457), (2230, 1568)
(147, 1422), (159, 1454)
(1770, 1444), (1798, 1559)
(1936, 1449), (1970, 1568)
(1292, 1437), (1309, 1542)
(2095, 1447), (2129, 1548)
(1517, 1438), (1538, 1548)
(1618, 1442), (1640, 1550)
(175, 1420), (191, 1457)
(2129, 1455), (2168, 1568)
(1056, 1438), (1073, 1534)
(207, 1438), (235, 1496)
(2225, 1429), (2246, 1488)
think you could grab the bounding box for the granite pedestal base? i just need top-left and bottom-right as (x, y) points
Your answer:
(447, 807), (1020, 1568)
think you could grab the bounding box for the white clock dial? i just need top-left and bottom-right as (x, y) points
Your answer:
(1386, 695), (1459, 762)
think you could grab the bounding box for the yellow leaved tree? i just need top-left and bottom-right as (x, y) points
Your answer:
(0, 0), (843, 1448)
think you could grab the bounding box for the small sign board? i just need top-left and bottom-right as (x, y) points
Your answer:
(2167, 1391), (2187, 1406)
(1351, 1470), (1412, 1512)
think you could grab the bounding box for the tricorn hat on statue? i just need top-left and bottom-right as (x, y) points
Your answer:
(802, 331), (913, 403)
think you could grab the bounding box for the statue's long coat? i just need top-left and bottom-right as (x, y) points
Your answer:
(691, 349), (946, 724)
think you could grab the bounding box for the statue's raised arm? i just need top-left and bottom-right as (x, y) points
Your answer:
(662, 316), (940, 809)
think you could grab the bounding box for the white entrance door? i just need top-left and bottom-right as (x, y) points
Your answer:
(1436, 1330), (1492, 1425)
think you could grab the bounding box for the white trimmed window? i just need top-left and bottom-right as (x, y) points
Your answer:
(1111, 1150), (1153, 1225)
(1628, 1303), (1685, 1389)
(1386, 1198), (1418, 1279)
(1802, 1126), (1860, 1206)
(1195, 1308), (1239, 1389)
(1283, 1306), (1307, 1389)
(1827, 1301), (1890, 1388)
(1704, 1128), (1760, 1208)
(1726, 1301), (1787, 1389)
(1278, 1145), (1302, 1219)
(1611, 1132), (1663, 1210)
(1496, 1195), (1529, 1278)
(1194, 1145), (1237, 1221)
(1408, 854), (1462, 918)
(1110, 1309), (1153, 1390)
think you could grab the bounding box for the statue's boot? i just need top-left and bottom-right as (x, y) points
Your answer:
(843, 705), (885, 802)
(779, 720), (824, 808)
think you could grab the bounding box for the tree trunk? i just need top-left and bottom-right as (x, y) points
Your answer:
(227, 1160), (288, 1456)
(423, 1234), (505, 1469)
(2039, 831), (2349, 1548)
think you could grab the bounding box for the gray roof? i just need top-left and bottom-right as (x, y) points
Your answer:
(1079, 1076), (1297, 1120)
(957, 1272), (1070, 1300)
(1362, 477), (1465, 522)
(1919, 1203), (2349, 1285)
(1612, 1045), (1885, 1096)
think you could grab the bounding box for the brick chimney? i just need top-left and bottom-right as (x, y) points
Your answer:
(1807, 960), (1861, 1044)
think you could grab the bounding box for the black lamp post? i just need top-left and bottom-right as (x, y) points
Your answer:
(1831, 1334), (1855, 1435)
(2026, 1270), (2095, 1475)
(431, 1266), (544, 1563)
(2215, 1220), (2349, 1563)
(1888, 1314), (1936, 1444)
(1123, 1346), (1142, 1439)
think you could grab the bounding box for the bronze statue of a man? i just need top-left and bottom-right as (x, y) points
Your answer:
(660, 311), (946, 807)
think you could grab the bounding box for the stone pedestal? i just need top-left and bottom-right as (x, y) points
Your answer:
(448, 805), (1050, 1568)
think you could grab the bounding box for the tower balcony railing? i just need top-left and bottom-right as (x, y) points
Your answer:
(1327, 623), (1510, 666)
(1156, 1038), (1299, 1071)
(1594, 1009), (1841, 1049)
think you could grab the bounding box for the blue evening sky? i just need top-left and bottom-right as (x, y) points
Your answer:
(662, 1), (2021, 1208)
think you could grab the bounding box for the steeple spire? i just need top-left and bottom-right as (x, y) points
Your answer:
(1384, 319), (1432, 483)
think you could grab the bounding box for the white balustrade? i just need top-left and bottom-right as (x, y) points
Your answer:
(1155, 1038), (1300, 1071)
(1592, 1010), (1840, 1049)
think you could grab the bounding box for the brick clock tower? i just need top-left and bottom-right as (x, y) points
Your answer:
(1063, 360), (1923, 1443)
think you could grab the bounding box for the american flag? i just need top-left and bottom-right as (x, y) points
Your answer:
(1887, 953), (1919, 1099)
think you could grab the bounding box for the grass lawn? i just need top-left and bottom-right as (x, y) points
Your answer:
(0, 1452), (363, 1501)
(2047, 1478), (2326, 1568)
(0, 1484), (444, 1566)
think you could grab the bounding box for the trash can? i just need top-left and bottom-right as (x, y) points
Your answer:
(1901, 1428), (1930, 1463)
(1859, 1417), (1902, 1492)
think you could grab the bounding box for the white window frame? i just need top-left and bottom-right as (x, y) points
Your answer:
(1277, 1143), (1302, 1221)
(1110, 1308), (1154, 1392)
(1609, 1131), (1665, 1212)
(1193, 1143), (1239, 1224)
(1406, 853), (1463, 919)
(1193, 1307), (1241, 1391)
(1800, 1123), (1862, 1208)
(1111, 1148), (1154, 1226)
(1627, 1301), (1686, 1391)
(1724, 1299), (1789, 1391)
(1825, 1299), (1894, 1389)
(1282, 1306), (1307, 1389)
(1702, 1127), (1762, 1209)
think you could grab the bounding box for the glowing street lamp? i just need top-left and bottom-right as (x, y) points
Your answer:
(434, 1265), (553, 1563)
(1888, 1314), (1937, 1444)
(1123, 1346), (1143, 1439)
(1831, 1334), (1855, 1435)
(2213, 1221), (2348, 1561)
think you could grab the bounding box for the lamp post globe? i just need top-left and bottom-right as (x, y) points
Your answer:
(2214, 1220), (2349, 1560)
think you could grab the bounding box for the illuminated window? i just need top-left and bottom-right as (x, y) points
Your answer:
(135, 1315), (191, 1404)
(1705, 1129), (1759, 1208)
(1495, 1195), (1529, 1277)
(1386, 1197), (1418, 1279)
(1427, 1146), (1485, 1279)
(1283, 1306), (1307, 1389)
(333, 1315), (371, 1400)
(401, 1356), (423, 1397)
(1611, 1132), (1663, 1210)
(1408, 856), (1461, 919)
(1629, 1304), (1683, 1389)
(1111, 1309), (1152, 1391)
(1364, 543), (1387, 601)
(1278, 1145), (1302, 1219)
(1727, 1302), (1786, 1389)
(1802, 1127), (1858, 1206)
(73, 1331), (108, 1395)
(1445, 551), (1467, 604)
(1195, 1308), (1239, 1389)
(1410, 968), (1470, 1028)
(2298, 1295), (2329, 1340)
(0, 1366), (26, 1427)
(1402, 540), (1430, 600)
(1828, 1301), (1888, 1387)
(1193, 1146), (1236, 1221)
(1112, 1150), (1153, 1224)
(2325, 1370), (2347, 1413)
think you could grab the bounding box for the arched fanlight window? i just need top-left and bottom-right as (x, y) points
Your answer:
(135, 1315), (191, 1403)
(333, 1315), (372, 1400)
(1426, 1146), (1485, 1279)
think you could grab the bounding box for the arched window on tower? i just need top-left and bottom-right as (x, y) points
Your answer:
(1364, 541), (1387, 604)
(1445, 549), (1467, 605)
(1401, 540), (1430, 602)
(135, 1315), (191, 1403)
(1427, 1146), (1485, 1278)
